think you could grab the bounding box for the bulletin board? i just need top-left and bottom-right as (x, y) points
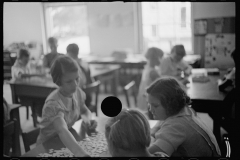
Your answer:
(205, 34), (235, 69)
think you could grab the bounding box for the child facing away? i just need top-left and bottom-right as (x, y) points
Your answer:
(137, 47), (164, 118)
(105, 108), (169, 157)
(36, 55), (97, 157)
(160, 45), (192, 84)
(11, 49), (46, 79)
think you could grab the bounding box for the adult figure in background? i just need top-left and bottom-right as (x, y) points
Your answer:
(160, 45), (192, 85)
(146, 77), (221, 157)
(137, 47), (164, 119)
(43, 37), (63, 69)
(66, 43), (94, 107)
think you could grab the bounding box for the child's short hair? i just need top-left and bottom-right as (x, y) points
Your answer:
(171, 44), (186, 57)
(18, 49), (30, 59)
(105, 108), (151, 155)
(145, 47), (164, 61)
(50, 55), (79, 86)
(66, 43), (79, 56)
(146, 77), (191, 117)
(48, 37), (57, 45)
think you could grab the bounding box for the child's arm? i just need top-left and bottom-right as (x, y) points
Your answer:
(181, 60), (192, 76)
(53, 115), (89, 157)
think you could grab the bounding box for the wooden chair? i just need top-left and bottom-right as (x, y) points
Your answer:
(122, 80), (137, 109)
(83, 80), (101, 117)
(3, 119), (21, 157)
(22, 127), (40, 152)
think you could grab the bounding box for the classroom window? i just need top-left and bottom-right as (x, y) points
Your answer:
(141, 2), (192, 54)
(44, 3), (90, 56)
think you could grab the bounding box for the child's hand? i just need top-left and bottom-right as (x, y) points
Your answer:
(82, 120), (98, 136)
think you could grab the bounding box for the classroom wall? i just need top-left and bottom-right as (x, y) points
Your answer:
(3, 2), (44, 47)
(4, 2), (235, 58)
(87, 2), (135, 56)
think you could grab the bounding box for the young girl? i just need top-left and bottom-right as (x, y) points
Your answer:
(36, 55), (97, 157)
(137, 47), (164, 118)
(105, 108), (168, 157)
(146, 77), (221, 157)
(11, 49), (45, 79)
(160, 45), (192, 84)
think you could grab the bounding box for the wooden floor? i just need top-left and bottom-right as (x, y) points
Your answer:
(3, 83), (224, 156)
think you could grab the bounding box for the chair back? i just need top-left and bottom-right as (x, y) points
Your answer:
(22, 127), (40, 152)
(4, 119), (20, 156)
(221, 134), (231, 158)
(83, 80), (101, 116)
(123, 80), (137, 108)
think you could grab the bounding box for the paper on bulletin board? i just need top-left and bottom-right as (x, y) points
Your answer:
(205, 34), (235, 69)
(194, 20), (207, 35)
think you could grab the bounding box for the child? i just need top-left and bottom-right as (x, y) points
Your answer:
(105, 108), (168, 157)
(66, 43), (94, 107)
(43, 37), (63, 69)
(11, 49), (45, 79)
(160, 45), (192, 84)
(36, 55), (97, 157)
(137, 47), (164, 118)
(146, 77), (221, 157)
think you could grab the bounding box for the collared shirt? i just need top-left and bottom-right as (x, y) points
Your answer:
(43, 52), (63, 69)
(36, 87), (86, 145)
(151, 107), (221, 157)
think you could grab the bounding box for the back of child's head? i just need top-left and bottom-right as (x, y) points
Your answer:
(50, 55), (79, 86)
(105, 108), (151, 156)
(66, 43), (79, 56)
(171, 44), (186, 57)
(18, 49), (30, 59)
(48, 37), (57, 45)
(145, 47), (164, 61)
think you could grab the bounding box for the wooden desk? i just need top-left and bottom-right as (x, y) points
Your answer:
(22, 117), (158, 157)
(7, 64), (120, 127)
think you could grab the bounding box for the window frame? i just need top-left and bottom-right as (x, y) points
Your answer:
(139, 2), (194, 55)
(43, 2), (90, 54)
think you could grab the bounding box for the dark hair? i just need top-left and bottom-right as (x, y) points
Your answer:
(105, 109), (151, 155)
(66, 43), (79, 56)
(18, 49), (30, 59)
(50, 55), (79, 86)
(171, 44), (186, 57)
(145, 47), (164, 60)
(146, 77), (191, 117)
(48, 37), (57, 45)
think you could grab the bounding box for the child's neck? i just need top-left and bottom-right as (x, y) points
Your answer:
(59, 89), (73, 98)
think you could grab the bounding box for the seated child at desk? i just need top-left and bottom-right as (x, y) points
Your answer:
(137, 47), (164, 118)
(146, 77), (221, 157)
(160, 45), (192, 84)
(36, 55), (97, 157)
(105, 108), (168, 157)
(11, 49), (45, 79)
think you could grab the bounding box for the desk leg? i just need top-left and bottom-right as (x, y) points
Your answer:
(111, 69), (119, 97)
